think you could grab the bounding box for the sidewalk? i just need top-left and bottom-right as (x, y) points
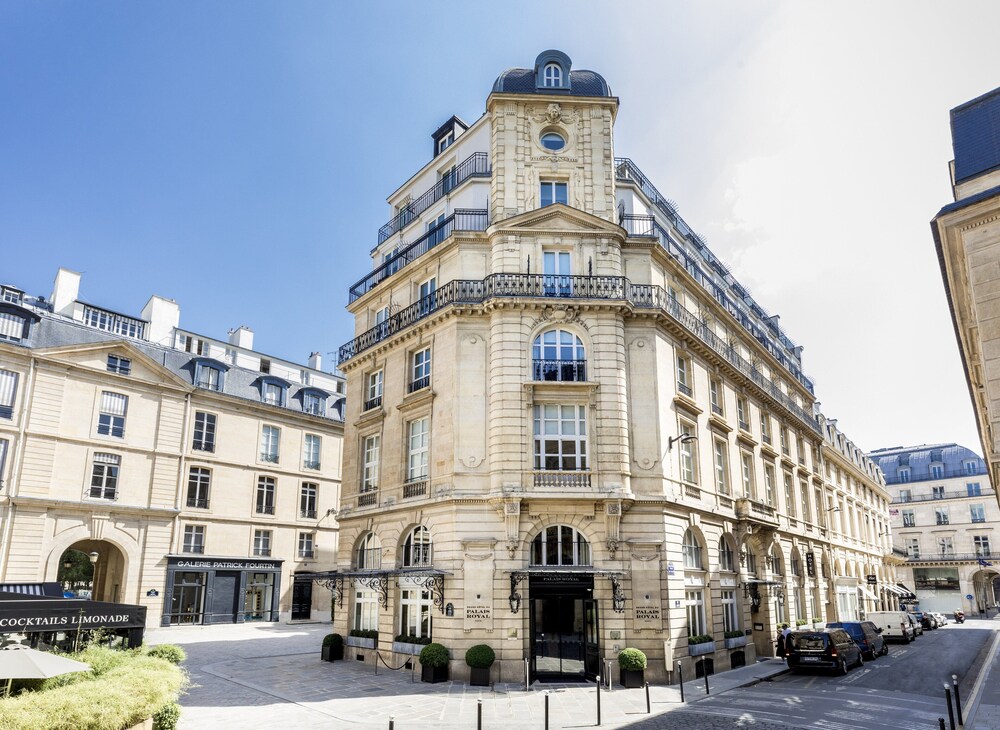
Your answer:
(147, 623), (789, 729)
(963, 618), (1000, 730)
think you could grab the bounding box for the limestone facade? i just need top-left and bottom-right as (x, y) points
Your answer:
(329, 51), (896, 684)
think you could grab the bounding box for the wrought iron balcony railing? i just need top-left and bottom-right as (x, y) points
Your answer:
(363, 396), (382, 411)
(186, 498), (209, 509)
(352, 208), (489, 302)
(532, 358), (587, 382)
(892, 487), (995, 504)
(884, 466), (989, 485)
(907, 552), (1000, 563)
(377, 152), (490, 244)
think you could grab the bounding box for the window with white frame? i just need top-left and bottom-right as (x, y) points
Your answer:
(975, 535), (991, 557)
(722, 590), (739, 633)
(303, 391), (325, 416)
(300, 482), (318, 518)
(192, 411), (216, 452)
(186, 467), (210, 508)
(255, 476), (275, 515)
(898, 468), (911, 483)
(966, 460), (979, 475)
(0, 312), (27, 343)
(195, 362), (223, 391)
(354, 589), (378, 631)
(407, 417), (430, 483)
(906, 538), (920, 558)
(253, 529), (272, 557)
(971, 504), (986, 523)
(183, 525), (205, 554)
(736, 396), (749, 430)
(411, 348), (431, 391)
(399, 580), (433, 639)
(261, 381), (286, 407)
(763, 464), (776, 506)
(719, 537), (735, 572)
(686, 590), (706, 636)
(417, 277), (437, 315)
(740, 451), (755, 497)
(931, 463), (943, 479)
(938, 536), (955, 556)
(0, 369), (18, 419)
(935, 507), (950, 525)
(356, 532), (381, 570)
(89, 453), (120, 499)
(932, 485), (945, 499)
(709, 378), (723, 415)
(303, 434), (321, 470)
(968, 482), (983, 496)
(676, 355), (692, 397)
(783, 473), (796, 518)
(532, 329), (586, 382)
(760, 411), (772, 444)
(902, 509), (915, 527)
(770, 547), (783, 576)
(899, 488), (912, 502)
(362, 435), (380, 491)
(543, 62), (563, 87)
(679, 421), (697, 483)
(106, 354), (131, 375)
(533, 405), (587, 471)
(402, 525), (432, 566)
(682, 529), (702, 569)
(259, 425), (280, 463)
(713, 439), (729, 495)
(365, 370), (383, 409)
(436, 131), (453, 155)
(800, 481), (811, 523)
(779, 425), (789, 455)
(530, 525), (591, 566)
(298, 532), (315, 559)
(0, 439), (8, 485)
(540, 180), (568, 207)
(97, 391), (128, 438)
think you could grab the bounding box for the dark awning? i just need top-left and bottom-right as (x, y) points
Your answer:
(896, 583), (918, 600)
(0, 592), (147, 633)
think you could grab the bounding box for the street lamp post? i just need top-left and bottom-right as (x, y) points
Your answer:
(88, 552), (99, 601)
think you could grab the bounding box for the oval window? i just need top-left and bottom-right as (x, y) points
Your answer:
(540, 132), (566, 151)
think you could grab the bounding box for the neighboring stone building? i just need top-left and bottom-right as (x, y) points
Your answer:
(324, 51), (896, 684)
(0, 269), (344, 627)
(932, 86), (1000, 509)
(871, 443), (999, 614)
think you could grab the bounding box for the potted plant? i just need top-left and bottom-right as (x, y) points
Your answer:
(617, 648), (647, 688)
(688, 634), (714, 656)
(393, 634), (432, 655)
(795, 619), (808, 628)
(465, 644), (495, 687)
(419, 642), (450, 683)
(811, 616), (822, 628)
(346, 629), (378, 649)
(321, 633), (344, 662)
(723, 630), (746, 649)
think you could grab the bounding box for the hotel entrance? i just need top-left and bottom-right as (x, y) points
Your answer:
(529, 574), (600, 681)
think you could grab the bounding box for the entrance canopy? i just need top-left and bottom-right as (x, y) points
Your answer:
(858, 585), (879, 602)
(305, 568), (450, 612)
(506, 567), (629, 614)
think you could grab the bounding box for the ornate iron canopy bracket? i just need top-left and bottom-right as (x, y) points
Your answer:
(355, 574), (389, 609)
(315, 576), (345, 608)
(406, 574), (446, 614)
(611, 574), (626, 613)
(742, 582), (762, 612)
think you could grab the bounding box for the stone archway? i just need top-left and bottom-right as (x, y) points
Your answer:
(59, 541), (126, 603)
(971, 568), (1000, 615)
(44, 523), (141, 604)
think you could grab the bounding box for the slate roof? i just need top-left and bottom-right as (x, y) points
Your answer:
(951, 86), (1000, 184)
(869, 443), (986, 484)
(491, 68), (612, 98)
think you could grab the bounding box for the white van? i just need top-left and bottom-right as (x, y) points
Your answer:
(866, 611), (914, 642)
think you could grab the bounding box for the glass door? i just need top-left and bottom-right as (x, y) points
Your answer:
(543, 251), (571, 296)
(584, 598), (600, 678)
(531, 596), (586, 679)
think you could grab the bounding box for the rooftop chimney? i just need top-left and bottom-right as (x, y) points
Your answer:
(141, 295), (180, 345)
(228, 326), (254, 351)
(50, 268), (81, 317)
(308, 352), (322, 370)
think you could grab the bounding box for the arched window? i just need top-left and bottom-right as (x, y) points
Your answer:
(770, 546), (783, 576)
(543, 62), (563, 87)
(682, 529), (702, 570)
(356, 532), (381, 570)
(719, 536), (735, 572)
(532, 329), (585, 381)
(402, 526), (432, 567)
(530, 525), (591, 566)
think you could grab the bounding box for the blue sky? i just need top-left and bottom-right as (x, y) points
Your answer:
(3, 1), (1000, 452)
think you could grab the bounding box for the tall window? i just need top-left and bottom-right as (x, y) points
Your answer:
(968, 482), (983, 496)
(763, 464), (776, 506)
(417, 277), (437, 316)
(682, 529), (702, 569)
(800, 481), (811, 523)
(713, 439), (729, 495)
(253, 529), (272, 557)
(533, 405), (587, 471)
(256, 476), (276, 515)
(354, 589), (378, 631)
(966, 461), (979, 475)
(543, 62), (562, 87)
(679, 421), (697, 483)
(362, 435), (380, 491)
(183, 525), (205, 554)
(898, 468), (911, 483)
(542, 250), (571, 295)
(676, 355), (692, 397)
(540, 180), (568, 207)
(935, 507), (950, 525)
(97, 391), (128, 438)
(905, 538), (920, 558)
(186, 467), (211, 508)
(686, 590), (706, 636)
(407, 417), (430, 483)
(532, 329), (586, 381)
(760, 412), (771, 444)
(784, 473), (796, 518)
(356, 532), (381, 570)
(300, 483), (318, 518)
(719, 537), (735, 572)
(0, 439), (8, 485)
(298, 532), (315, 559)
(411, 348), (431, 391)
(899, 489), (912, 502)
(930, 464), (943, 479)
(89, 453), (120, 499)
(400, 581), (433, 640)
(260, 425), (280, 463)
(0, 312), (27, 343)
(721, 590), (739, 633)
(974, 535), (992, 557)
(939, 537), (955, 556)
(736, 396), (749, 430)
(530, 525), (591, 566)
(932, 486), (945, 499)
(403, 526), (433, 566)
(902, 509), (916, 527)
(740, 452), (754, 497)
(709, 378), (723, 415)
(106, 354), (131, 375)
(770, 547), (783, 576)
(779, 426), (789, 455)
(0, 369), (18, 419)
(971, 504), (986, 523)
(303, 434), (321, 470)
(366, 370), (383, 410)
(192, 412), (216, 452)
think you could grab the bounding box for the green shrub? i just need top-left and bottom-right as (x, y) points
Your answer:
(723, 630), (744, 639)
(617, 648), (647, 671)
(394, 634), (432, 645)
(0, 653), (186, 730)
(795, 619), (808, 627)
(688, 634), (713, 645)
(152, 702), (181, 730)
(349, 629), (378, 640)
(146, 644), (186, 665)
(419, 642), (449, 668)
(811, 616), (821, 623)
(464, 644), (495, 668)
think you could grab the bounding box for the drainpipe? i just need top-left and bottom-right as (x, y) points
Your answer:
(170, 392), (193, 553)
(0, 356), (37, 582)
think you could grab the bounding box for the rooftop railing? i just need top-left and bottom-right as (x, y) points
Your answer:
(884, 466), (989, 485)
(892, 487), (995, 504)
(338, 273), (820, 433)
(376, 152), (490, 244)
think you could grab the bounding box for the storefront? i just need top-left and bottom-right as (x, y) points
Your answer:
(162, 555), (282, 626)
(0, 590), (147, 649)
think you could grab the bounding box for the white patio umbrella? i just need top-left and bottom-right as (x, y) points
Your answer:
(0, 646), (91, 697)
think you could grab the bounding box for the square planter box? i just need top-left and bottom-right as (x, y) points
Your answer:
(689, 641), (715, 656)
(620, 668), (645, 688)
(345, 636), (376, 650)
(469, 666), (491, 687)
(393, 641), (425, 655)
(421, 664), (449, 683)
(724, 636), (747, 649)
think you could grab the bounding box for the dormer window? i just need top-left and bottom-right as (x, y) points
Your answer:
(437, 132), (453, 155)
(261, 379), (287, 407)
(0, 312), (27, 343)
(301, 389), (327, 416)
(194, 361), (225, 392)
(543, 62), (563, 87)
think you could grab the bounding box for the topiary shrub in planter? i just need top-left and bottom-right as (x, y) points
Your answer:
(419, 642), (450, 683)
(688, 634), (715, 656)
(723, 630), (747, 649)
(617, 648), (647, 688)
(322, 633), (344, 661)
(465, 644), (495, 687)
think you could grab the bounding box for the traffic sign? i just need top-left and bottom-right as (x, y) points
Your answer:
(966, 594), (974, 600)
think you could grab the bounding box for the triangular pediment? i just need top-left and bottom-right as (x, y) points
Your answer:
(493, 204), (625, 236)
(34, 340), (191, 389)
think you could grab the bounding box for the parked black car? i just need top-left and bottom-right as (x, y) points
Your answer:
(786, 628), (863, 675)
(911, 611), (936, 630)
(826, 621), (888, 660)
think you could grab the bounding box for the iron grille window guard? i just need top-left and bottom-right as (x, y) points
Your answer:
(532, 359), (586, 382)
(301, 510), (317, 519)
(256, 504), (275, 515)
(363, 396), (382, 411)
(260, 453), (279, 463)
(186, 498), (209, 509)
(409, 376), (430, 393)
(678, 382), (693, 397)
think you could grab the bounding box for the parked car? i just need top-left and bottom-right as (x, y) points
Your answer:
(866, 611), (915, 643)
(786, 628), (863, 675)
(931, 612), (948, 626)
(912, 611), (937, 630)
(905, 613), (924, 636)
(827, 621), (888, 659)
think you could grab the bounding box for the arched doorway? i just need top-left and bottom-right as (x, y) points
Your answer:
(57, 540), (126, 603)
(972, 568), (1000, 615)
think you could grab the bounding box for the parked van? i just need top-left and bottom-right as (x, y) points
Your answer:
(866, 611), (914, 643)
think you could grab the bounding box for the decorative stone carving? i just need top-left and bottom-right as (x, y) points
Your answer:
(605, 500), (622, 558)
(530, 102), (578, 125)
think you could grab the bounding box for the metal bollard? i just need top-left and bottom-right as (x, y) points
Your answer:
(944, 685), (956, 730)
(645, 681), (651, 713)
(525, 658), (530, 691)
(677, 661), (685, 703)
(952, 674), (963, 726)
(477, 698), (482, 730)
(545, 691), (550, 730)
(596, 674), (602, 726)
(938, 719), (946, 730)
(411, 661), (414, 683)
(703, 660), (710, 695)
(389, 717), (394, 730)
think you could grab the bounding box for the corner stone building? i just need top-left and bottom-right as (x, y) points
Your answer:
(329, 51), (896, 684)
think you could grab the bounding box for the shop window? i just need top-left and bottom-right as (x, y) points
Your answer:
(170, 571), (206, 624)
(354, 588), (378, 632)
(244, 572), (275, 621)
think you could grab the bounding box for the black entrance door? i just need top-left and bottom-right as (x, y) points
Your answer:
(291, 579), (313, 620)
(529, 575), (599, 681)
